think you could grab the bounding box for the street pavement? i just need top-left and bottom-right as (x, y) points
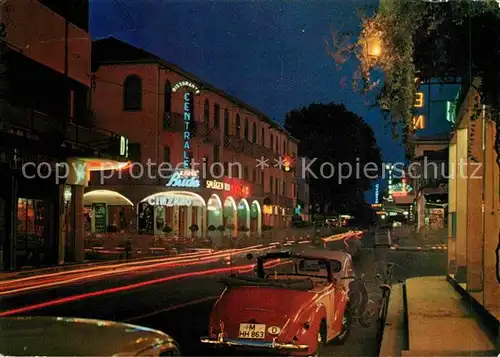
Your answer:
(0, 233), (448, 356)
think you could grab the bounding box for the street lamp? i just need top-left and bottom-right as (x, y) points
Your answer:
(365, 33), (382, 60)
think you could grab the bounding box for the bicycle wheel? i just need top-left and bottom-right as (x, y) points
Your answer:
(376, 293), (389, 342)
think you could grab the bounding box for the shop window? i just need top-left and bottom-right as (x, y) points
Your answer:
(164, 81), (172, 113)
(224, 109), (230, 137)
(244, 118), (249, 140)
(123, 75), (142, 111)
(16, 198), (46, 266)
(213, 104), (220, 129)
(235, 114), (241, 138)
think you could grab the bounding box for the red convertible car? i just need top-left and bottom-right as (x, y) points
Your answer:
(200, 247), (355, 356)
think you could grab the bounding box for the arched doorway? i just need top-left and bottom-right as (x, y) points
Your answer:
(207, 194), (223, 238)
(223, 196), (237, 236)
(83, 190), (134, 233)
(237, 198), (250, 235)
(251, 200), (262, 235)
(140, 191), (206, 238)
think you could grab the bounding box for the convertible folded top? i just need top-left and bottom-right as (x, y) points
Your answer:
(222, 274), (314, 291)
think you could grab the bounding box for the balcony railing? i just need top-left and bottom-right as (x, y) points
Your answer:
(163, 112), (184, 132)
(5, 105), (128, 160)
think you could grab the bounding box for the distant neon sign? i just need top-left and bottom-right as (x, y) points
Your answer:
(172, 81), (200, 94)
(166, 169), (201, 188)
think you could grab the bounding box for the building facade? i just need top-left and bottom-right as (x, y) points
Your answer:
(447, 79), (500, 321)
(0, 0), (128, 270)
(86, 38), (298, 239)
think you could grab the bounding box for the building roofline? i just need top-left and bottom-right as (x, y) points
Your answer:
(92, 37), (297, 140)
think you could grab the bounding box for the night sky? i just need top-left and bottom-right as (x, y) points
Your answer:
(90, 0), (406, 203)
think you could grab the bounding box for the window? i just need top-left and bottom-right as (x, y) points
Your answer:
(261, 171), (265, 186)
(283, 140), (286, 155)
(261, 128), (265, 146)
(275, 178), (279, 194)
(244, 167), (249, 180)
(252, 123), (257, 143)
(275, 137), (279, 153)
(204, 99), (210, 126)
(252, 169), (256, 182)
(223, 162), (229, 176)
(244, 118), (249, 140)
(269, 176), (273, 193)
(123, 75), (142, 111)
(214, 104), (220, 129)
(213, 145), (220, 162)
(224, 109), (230, 137)
(235, 114), (241, 138)
(270, 134), (274, 151)
(163, 146), (170, 163)
(283, 181), (286, 196)
(164, 81), (172, 113)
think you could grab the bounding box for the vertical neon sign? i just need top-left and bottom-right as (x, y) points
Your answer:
(183, 93), (192, 168)
(375, 183), (379, 204)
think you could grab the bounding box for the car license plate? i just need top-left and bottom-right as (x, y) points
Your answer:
(239, 323), (266, 339)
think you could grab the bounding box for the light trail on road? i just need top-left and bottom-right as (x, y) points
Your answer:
(0, 245), (270, 296)
(0, 259), (290, 317)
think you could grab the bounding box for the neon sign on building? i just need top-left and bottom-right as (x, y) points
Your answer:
(183, 93), (193, 168)
(166, 169), (201, 188)
(172, 81), (200, 94)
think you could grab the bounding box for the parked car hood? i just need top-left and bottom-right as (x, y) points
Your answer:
(0, 316), (177, 356)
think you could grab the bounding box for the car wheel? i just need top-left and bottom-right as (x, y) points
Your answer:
(312, 321), (326, 357)
(333, 306), (352, 345)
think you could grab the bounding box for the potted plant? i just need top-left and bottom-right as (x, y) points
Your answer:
(162, 225), (173, 235)
(189, 224), (200, 239)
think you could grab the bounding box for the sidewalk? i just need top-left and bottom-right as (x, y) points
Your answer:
(380, 276), (498, 356)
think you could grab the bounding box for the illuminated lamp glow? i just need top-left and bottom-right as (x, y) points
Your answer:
(83, 190), (134, 206)
(141, 191), (206, 206)
(78, 158), (131, 172)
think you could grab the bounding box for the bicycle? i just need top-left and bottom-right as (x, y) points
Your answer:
(345, 274), (377, 327)
(375, 262), (401, 342)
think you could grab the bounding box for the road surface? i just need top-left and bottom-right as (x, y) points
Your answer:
(0, 234), (447, 356)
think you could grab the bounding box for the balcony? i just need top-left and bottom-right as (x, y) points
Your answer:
(264, 193), (294, 209)
(2, 105), (128, 161)
(163, 112), (184, 132)
(223, 135), (256, 156)
(203, 126), (221, 144)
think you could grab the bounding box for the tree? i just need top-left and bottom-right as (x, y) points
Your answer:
(328, 0), (500, 162)
(285, 103), (382, 216)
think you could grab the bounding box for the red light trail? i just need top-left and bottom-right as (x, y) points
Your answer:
(0, 259), (290, 317)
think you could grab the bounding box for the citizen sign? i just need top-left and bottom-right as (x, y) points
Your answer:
(166, 171), (201, 188)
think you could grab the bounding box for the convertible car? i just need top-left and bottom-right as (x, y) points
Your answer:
(200, 247), (355, 356)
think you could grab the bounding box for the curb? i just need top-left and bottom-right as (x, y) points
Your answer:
(390, 245), (448, 252)
(379, 283), (406, 357)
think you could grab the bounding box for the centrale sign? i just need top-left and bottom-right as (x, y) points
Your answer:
(206, 180), (230, 191)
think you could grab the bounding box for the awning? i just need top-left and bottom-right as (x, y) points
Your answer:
(84, 190), (134, 206)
